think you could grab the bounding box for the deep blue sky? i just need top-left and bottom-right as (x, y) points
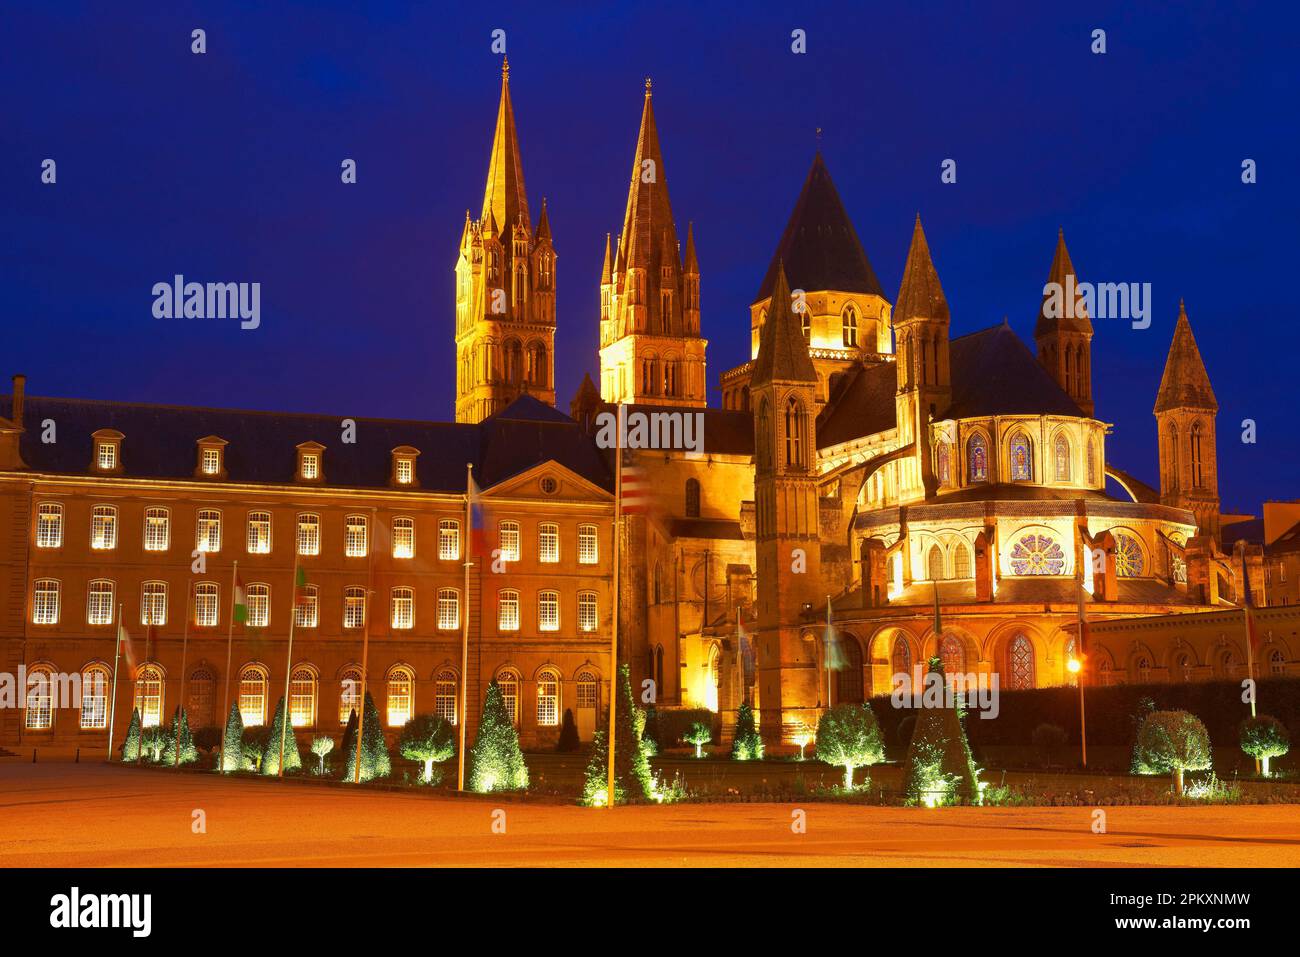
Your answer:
(3, 2), (1296, 511)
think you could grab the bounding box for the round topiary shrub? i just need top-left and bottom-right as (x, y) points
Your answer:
(815, 703), (885, 790)
(1240, 715), (1290, 777)
(1133, 710), (1212, 795)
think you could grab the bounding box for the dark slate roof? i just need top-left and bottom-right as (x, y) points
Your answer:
(1222, 517), (1265, 548)
(945, 323), (1085, 419)
(1105, 464), (1161, 504)
(930, 483), (1115, 504)
(754, 153), (884, 303)
(815, 361), (898, 449)
(1270, 519), (1300, 555)
(616, 404), (754, 456)
(0, 392), (613, 494)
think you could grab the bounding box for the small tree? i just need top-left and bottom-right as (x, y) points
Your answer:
(731, 701), (764, 760)
(344, 692), (391, 783)
(468, 680), (528, 792)
(338, 708), (358, 777)
(683, 721), (712, 758)
(1240, 715), (1290, 777)
(815, 703), (885, 790)
(582, 665), (653, 805)
(556, 708), (580, 753)
(261, 696), (302, 776)
(120, 707), (142, 762)
(399, 714), (455, 784)
(310, 735), (335, 775)
(242, 726), (269, 772)
(902, 657), (981, 805)
(161, 707), (199, 766)
(141, 725), (167, 763)
(1133, 710), (1212, 795)
(192, 725), (222, 758)
(220, 702), (244, 772)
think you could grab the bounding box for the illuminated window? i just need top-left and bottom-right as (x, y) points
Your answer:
(939, 634), (965, 676)
(1115, 533), (1145, 578)
(1007, 634), (1035, 690)
(343, 586), (366, 629)
(135, 665), (163, 728)
(966, 433), (988, 483)
(297, 513), (320, 556)
(578, 524), (599, 564)
(246, 511), (272, 554)
(25, 666), (54, 730)
(784, 398), (805, 468)
(842, 303), (859, 347)
(300, 451), (320, 481)
(891, 636), (912, 683)
(927, 545), (944, 582)
(201, 447), (222, 475)
(537, 669), (560, 727)
(97, 441), (118, 471)
(246, 583), (270, 628)
(1054, 435), (1071, 482)
(394, 456), (414, 485)
(576, 672), (598, 711)
(1009, 433), (1033, 482)
(345, 515), (368, 558)
(294, 585), (319, 628)
(1009, 533), (1065, 576)
(141, 581), (167, 626)
(936, 441), (951, 486)
(36, 503), (63, 548)
(289, 668), (316, 727)
(33, 579), (60, 624)
(578, 591), (598, 632)
(338, 668), (362, 724)
(81, 665), (110, 730)
(436, 588), (458, 630)
(438, 520), (460, 560)
(392, 587), (415, 630)
(498, 589), (520, 631)
(195, 582), (219, 627)
(238, 665), (268, 727)
(196, 509), (222, 553)
(435, 671), (457, 725)
(91, 505), (117, 550)
(538, 590), (560, 632)
(497, 671), (520, 724)
(386, 667), (414, 727)
(954, 544), (972, 579)
(499, 521), (520, 562)
(87, 579), (115, 626)
(538, 523), (559, 563)
(144, 507), (170, 551)
(391, 516), (414, 558)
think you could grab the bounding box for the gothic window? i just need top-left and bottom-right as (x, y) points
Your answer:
(1009, 533), (1066, 575)
(836, 637), (864, 704)
(891, 636), (912, 681)
(757, 400), (772, 469)
(1054, 435), (1071, 482)
(801, 310), (811, 340)
(784, 397), (804, 468)
(526, 342), (547, 388)
(1191, 421), (1204, 487)
(1115, 533), (1145, 578)
(954, 543), (972, 579)
(1007, 634), (1034, 689)
(966, 434), (988, 483)
(935, 440), (951, 486)
(642, 355), (658, 395)
(664, 359), (678, 397)
(842, 304), (859, 347)
(1086, 438), (1097, 485)
(1165, 424), (1179, 490)
(939, 634), (965, 676)
(927, 545), (944, 581)
(1269, 649), (1286, 676)
(685, 478), (701, 517)
(1009, 432), (1033, 481)
(504, 339), (522, 386)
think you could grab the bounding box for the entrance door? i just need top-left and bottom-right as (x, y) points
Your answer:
(575, 671), (598, 740)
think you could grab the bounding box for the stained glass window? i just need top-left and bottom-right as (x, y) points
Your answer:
(954, 544), (972, 579)
(1009, 533), (1065, 575)
(927, 545), (944, 581)
(1007, 634), (1034, 689)
(1054, 436), (1070, 482)
(1115, 533), (1144, 578)
(1010, 433), (1033, 481)
(939, 635), (965, 676)
(1086, 440), (1097, 485)
(966, 434), (988, 483)
(891, 636), (912, 682)
(936, 441), (951, 485)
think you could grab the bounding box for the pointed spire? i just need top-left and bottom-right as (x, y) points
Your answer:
(536, 197), (551, 242)
(600, 232), (613, 284)
(752, 260), (816, 386)
(683, 221), (699, 273)
(1155, 301), (1218, 413)
(481, 56), (530, 234)
(459, 209), (473, 248)
(894, 215), (949, 324)
(619, 77), (677, 275)
(1035, 228), (1091, 336)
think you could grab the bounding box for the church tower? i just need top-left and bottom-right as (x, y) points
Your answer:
(1035, 229), (1094, 416)
(752, 261), (822, 745)
(454, 59), (557, 423)
(893, 216), (951, 503)
(1155, 301), (1220, 537)
(598, 79), (707, 408)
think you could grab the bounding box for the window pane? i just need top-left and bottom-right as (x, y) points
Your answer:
(578, 525), (598, 564)
(392, 517), (414, 559)
(538, 524), (559, 563)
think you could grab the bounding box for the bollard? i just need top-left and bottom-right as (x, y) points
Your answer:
(75, 748), (80, 763)
(32, 748), (37, 763)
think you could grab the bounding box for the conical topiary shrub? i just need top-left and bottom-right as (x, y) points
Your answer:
(468, 680), (528, 792)
(556, 708), (580, 753)
(731, 701), (764, 760)
(220, 702), (243, 772)
(338, 708), (358, 776)
(343, 692), (391, 783)
(120, 707), (142, 762)
(261, 696), (303, 776)
(582, 664), (652, 805)
(902, 657), (980, 805)
(161, 706), (199, 765)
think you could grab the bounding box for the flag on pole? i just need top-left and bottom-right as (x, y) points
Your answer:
(737, 610), (756, 685)
(1242, 565), (1262, 655)
(1075, 579), (1090, 656)
(824, 598), (846, 670)
(468, 471), (489, 556)
(118, 621), (137, 672)
(293, 564), (310, 607)
(620, 448), (649, 514)
(232, 568), (248, 624)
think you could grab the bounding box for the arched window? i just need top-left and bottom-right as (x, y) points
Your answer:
(135, 664), (164, 728)
(757, 399), (772, 469)
(800, 309), (811, 340)
(1269, 649), (1286, 676)
(1218, 649), (1236, 679)
(187, 667), (215, 728)
(1115, 533), (1145, 578)
(939, 635), (965, 676)
(1136, 655), (1152, 683)
(338, 668), (362, 724)
(954, 543), (972, 579)
(238, 665), (268, 727)
(80, 664), (110, 729)
(927, 545), (945, 581)
(966, 434), (988, 483)
(706, 646), (721, 712)
(576, 671), (598, 721)
(289, 668), (317, 727)
(935, 441), (951, 486)
(526, 342), (547, 387)
(1086, 439), (1097, 485)
(496, 671), (520, 725)
(836, 636), (864, 704)
(503, 339), (522, 385)
(784, 397), (804, 468)
(842, 304), (859, 347)
(1164, 424), (1180, 491)
(435, 670), (458, 725)
(655, 645), (665, 691)
(1173, 652), (1192, 682)
(1007, 634), (1035, 690)
(387, 667), (414, 727)
(1191, 421), (1204, 487)
(25, 665), (55, 730)
(1009, 432), (1033, 481)
(537, 669), (561, 727)
(891, 636), (912, 683)
(1054, 435), (1071, 482)
(685, 478), (701, 517)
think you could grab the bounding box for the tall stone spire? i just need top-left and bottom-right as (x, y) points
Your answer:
(481, 56), (530, 235)
(1035, 228), (1094, 416)
(618, 77), (678, 276)
(894, 215), (949, 325)
(1155, 300), (1217, 414)
(752, 260), (815, 386)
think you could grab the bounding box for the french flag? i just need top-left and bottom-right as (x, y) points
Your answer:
(469, 472), (489, 557)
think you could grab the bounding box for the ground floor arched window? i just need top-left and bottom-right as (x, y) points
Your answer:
(26, 666), (55, 730)
(435, 670), (457, 725)
(836, 636), (864, 703)
(135, 665), (164, 728)
(81, 665), (110, 730)
(939, 635), (964, 676)
(1007, 633), (1035, 689)
(238, 665), (268, 727)
(289, 668), (316, 727)
(187, 667), (215, 728)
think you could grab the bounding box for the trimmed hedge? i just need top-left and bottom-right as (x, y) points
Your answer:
(653, 708), (721, 750)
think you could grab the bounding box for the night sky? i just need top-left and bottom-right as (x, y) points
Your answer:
(3, 2), (1296, 511)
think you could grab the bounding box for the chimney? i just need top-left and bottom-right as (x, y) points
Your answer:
(11, 374), (25, 429)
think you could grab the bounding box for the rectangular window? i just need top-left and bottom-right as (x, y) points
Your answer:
(539, 590), (560, 632)
(247, 511), (272, 554)
(437, 589), (459, 630)
(395, 458), (413, 484)
(289, 672), (314, 727)
(300, 452), (319, 480)
(295, 586), (319, 628)
(344, 587), (366, 629)
(87, 580), (115, 626)
(247, 584), (270, 628)
(144, 507), (170, 551)
(578, 591), (598, 633)
(196, 509), (221, 553)
(97, 442), (117, 470)
(578, 524), (598, 564)
(386, 673), (413, 727)
(297, 513), (320, 556)
(36, 503), (63, 548)
(81, 669), (108, 730)
(392, 517), (415, 559)
(392, 588), (414, 630)
(498, 590), (520, 631)
(439, 520), (460, 561)
(91, 505), (117, 550)
(33, 580), (60, 624)
(538, 523), (559, 564)
(345, 515), (368, 558)
(435, 676), (457, 725)
(195, 583), (219, 627)
(201, 448), (221, 474)
(499, 521), (520, 562)
(141, 582), (167, 626)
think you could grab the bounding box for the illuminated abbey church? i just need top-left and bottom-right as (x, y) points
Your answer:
(2, 62), (1295, 751)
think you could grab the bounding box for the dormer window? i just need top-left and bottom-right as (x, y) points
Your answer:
(196, 436), (228, 479)
(391, 446), (420, 487)
(296, 442), (325, 483)
(91, 429), (124, 474)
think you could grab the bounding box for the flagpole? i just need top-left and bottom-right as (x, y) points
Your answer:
(220, 560), (238, 771)
(278, 560), (299, 777)
(608, 404), (623, 809)
(458, 463), (473, 791)
(174, 581), (192, 768)
(353, 508), (377, 784)
(1076, 577), (1089, 768)
(825, 597), (833, 709)
(107, 604), (123, 759)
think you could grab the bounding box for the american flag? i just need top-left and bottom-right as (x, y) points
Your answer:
(619, 449), (650, 514)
